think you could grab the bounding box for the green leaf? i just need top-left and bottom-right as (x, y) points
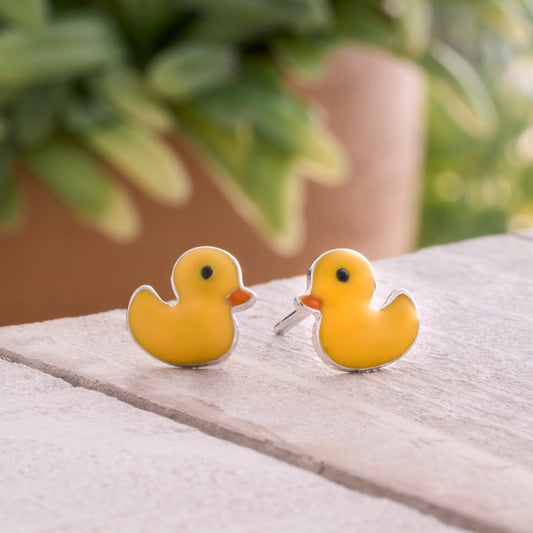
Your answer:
(0, 15), (125, 87)
(290, 0), (333, 33)
(113, 0), (172, 35)
(397, 0), (431, 58)
(24, 139), (111, 214)
(83, 120), (191, 205)
(187, 0), (331, 38)
(13, 84), (68, 146)
(22, 139), (140, 241)
(148, 43), (237, 102)
(62, 90), (115, 134)
(94, 69), (173, 131)
(0, 0), (48, 27)
(331, 0), (398, 51)
(272, 35), (330, 79)
(186, 71), (346, 184)
(0, 87), (17, 108)
(481, 0), (532, 45)
(0, 116), (9, 142)
(88, 181), (141, 242)
(518, 0), (533, 21)
(295, 125), (347, 185)
(420, 41), (498, 138)
(0, 148), (22, 228)
(112, 0), (180, 54)
(175, 106), (302, 251)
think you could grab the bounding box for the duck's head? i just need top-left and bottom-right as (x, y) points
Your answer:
(171, 247), (255, 308)
(299, 249), (375, 311)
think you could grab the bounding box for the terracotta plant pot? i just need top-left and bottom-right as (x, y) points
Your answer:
(0, 46), (425, 326)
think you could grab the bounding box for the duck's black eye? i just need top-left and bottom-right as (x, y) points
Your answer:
(201, 265), (213, 280)
(336, 268), (349, 282)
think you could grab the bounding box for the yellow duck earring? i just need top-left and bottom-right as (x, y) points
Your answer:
(274, 249), (419, 372)
(127, 246), (256, 367)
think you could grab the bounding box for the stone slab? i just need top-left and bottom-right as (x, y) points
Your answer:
(515, 228), (533, 240)
(1, 234), (532, 532)
(0, 359), (465, 533)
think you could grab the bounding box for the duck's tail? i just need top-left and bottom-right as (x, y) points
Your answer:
(380, 290), (419, 355)
(127, 286), (176, 357)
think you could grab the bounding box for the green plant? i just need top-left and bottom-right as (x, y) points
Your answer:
(421, 1), (533, 245)
(0, 0), (531, 252)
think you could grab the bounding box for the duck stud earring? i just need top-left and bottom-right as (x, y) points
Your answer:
(127, 246), (256, 367)
(274, 249), (419, 372)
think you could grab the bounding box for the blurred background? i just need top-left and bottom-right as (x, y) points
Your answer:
(0, 0), (532, 325)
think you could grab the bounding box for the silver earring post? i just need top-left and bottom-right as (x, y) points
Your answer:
(273, 298), (313, 336)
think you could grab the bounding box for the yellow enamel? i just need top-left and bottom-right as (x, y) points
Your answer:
(307, 249), (419, 370)
(128, 247), (249, 366)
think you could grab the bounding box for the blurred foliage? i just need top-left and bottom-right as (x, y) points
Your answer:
(421, 1), (533, 245)
(0, 0), (531, 252)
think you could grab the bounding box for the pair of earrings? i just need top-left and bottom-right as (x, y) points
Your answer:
(127, 246), (419, 372)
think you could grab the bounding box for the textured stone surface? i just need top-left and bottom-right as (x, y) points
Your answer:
(516, 228), (533, 240)
(1, 234), (532, 532)
(0, 359), (465, 533)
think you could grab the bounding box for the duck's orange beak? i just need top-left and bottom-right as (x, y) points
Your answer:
(300, 294), (321, 310)
(227, 288), (253, 306)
